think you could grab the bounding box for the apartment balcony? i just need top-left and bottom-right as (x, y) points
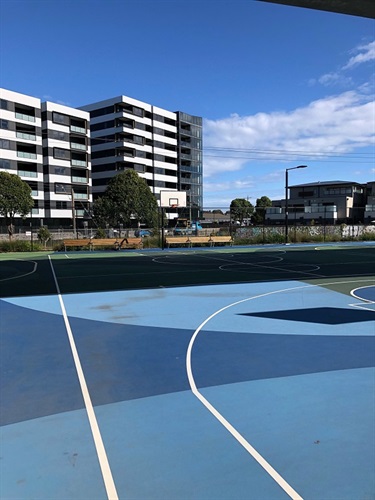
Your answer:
(73, 192), (89, 200)
(15, 112), (35, 122)
(70, 141), (86, 151)
(70, 125), (85, 134)
(16, 131), (36, 141)
(71, 176), (87, 184)
(18, 170), (38, 178)
(17, 151), (37, 159)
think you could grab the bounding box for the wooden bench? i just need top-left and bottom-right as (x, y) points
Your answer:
(90, 238), (143, 250)
(209, 235), (233, 246)
(89, 238), (122, 250)
(165, 236), (190, 247)
(63, 239), (92, 251)
(62, 238), (143, 252)
(187, 236), (211, 246)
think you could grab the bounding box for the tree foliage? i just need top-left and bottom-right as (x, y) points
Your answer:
(252, 196), (273, 224)
(230, 198), (254, 225)
(0, 172), (34, 239)
(93, 170), (159, 228)
(37, 226), (51, 248)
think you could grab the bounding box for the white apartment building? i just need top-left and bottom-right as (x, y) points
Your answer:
(266, 180), (369, 224)
(0, 89), (44, 219)
(41, 100), (91, 225)
(0, 88), (91, 228)
(80, 96), (203, 220)
(1, 89), (203, 229)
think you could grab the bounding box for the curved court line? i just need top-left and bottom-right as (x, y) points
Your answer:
(350, 285), (375, 303)
(0, 260), (37, 282)
(196, 252), (324, 279)
(186, 284), (308, 500)
(219, 262), (321, 273)
(186, 277), (375, 500)
(48, 256), (118, 500)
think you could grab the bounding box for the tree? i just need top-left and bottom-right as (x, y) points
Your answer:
(230, 198), (254, 225)
(93, 170), (159, 229)
(0, 172), (34, 239)
(37, 226), (51, 249)
(252, 196), (272, 225)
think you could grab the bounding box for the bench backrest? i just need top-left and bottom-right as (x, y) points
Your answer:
(166, 237), (189, 243)
(188, 236), (211, 243)
(90, 239), (119, 245)
(210, 236), (232, 242)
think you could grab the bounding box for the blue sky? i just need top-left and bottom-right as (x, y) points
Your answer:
(1, 0), (374, 208)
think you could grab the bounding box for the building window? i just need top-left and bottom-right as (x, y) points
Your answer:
(134, 164), (145, 173)
(54, 167), (67, 175)
(55, 183), (71, 194)
(52, 112), (69, 126)
(0, 159), (11, 169)
(56, 201), (68, 209)
(122, 104), (144, 117)
(53, 148), (70, 160)
(0, 139), (10, 149)
(0, 119), (9, 129)
(50, 130), (68, 141)
(0, 99), (8, 110)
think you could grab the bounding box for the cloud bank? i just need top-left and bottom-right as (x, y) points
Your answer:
(203, 89), (374, 178)
(199, 40), (375, 207)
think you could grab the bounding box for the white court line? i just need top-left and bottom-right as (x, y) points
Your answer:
(48, 256), (118, 500)
(197, 252), (325, 279)
(350, 285), (375, 303)
(186, 277), (375, 500)
(0, 260), (37, 282)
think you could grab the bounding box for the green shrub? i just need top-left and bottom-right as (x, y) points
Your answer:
(0, 240), (42, 252)
(360, 231), (375, 241)
(95, 227), (107, 238)
(142, 235), (160, 248)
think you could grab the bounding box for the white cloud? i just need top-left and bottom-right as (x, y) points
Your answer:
(203, 90), (374, 178)
(310, 40), (374, 88)
(343, 40), (375, 70)
(202, 40), (374, 208)
(317, 72), (352, 87)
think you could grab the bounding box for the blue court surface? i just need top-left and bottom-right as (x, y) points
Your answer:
(0, 244), (374, 499)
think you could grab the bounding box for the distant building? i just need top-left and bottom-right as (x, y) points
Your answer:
(0, 88), (91, 228)
(364, 181), (375, 223)
(266, 180), (372, 224)
(0, 88), (203, 228)
(80, 96), (203, 221)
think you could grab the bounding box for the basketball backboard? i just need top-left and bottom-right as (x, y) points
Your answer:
(160, 191), (187, 208)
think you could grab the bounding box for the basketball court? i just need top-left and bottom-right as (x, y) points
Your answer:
(0, 243), (374, 499)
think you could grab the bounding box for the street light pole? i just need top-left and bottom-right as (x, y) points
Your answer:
(285, 165), (308, 244)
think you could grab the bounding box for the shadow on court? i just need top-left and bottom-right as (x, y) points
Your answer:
(1, 245), (374, 298)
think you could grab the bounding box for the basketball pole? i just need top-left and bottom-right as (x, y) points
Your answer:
(161, 206), (165, 250)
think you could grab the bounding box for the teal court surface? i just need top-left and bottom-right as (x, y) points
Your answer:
(0, 243), (374, 500)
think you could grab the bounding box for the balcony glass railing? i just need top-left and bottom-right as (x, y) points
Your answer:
(16, 132), (36, 141)
(73, 192), (88, 199)
(71, 159), (87, 167)
(70, 142), (86, 151)
(17, 151), (37, 159)
(15, 112), (35, 122)
(71, 176), (87, 183)
(18, 170), (37, 178)
(75, 209), (85, 217)
(71, 125), (86, 134)
(305, 206), (337, 213)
